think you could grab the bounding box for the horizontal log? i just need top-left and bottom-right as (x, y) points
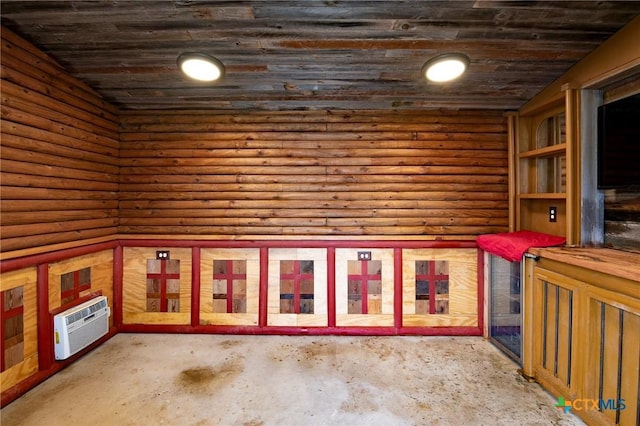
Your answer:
(119, 165), (507, 176)
(119, 110), (507, 125)
(0, 59), (118, 125)
(1, 218), (119, 239)
(118, 216), (506, 227)
(119, 131), (506, 144)
(116, 225), (509, 235)
(117, 190), (507, 202)
(0, 186), (117, 200)
(1, 122), (119, 163)
(119, 121), (506, 133)
(117, 182), (508, 193)
(119, 187), (507, 201)
(0, 199), (119, 212)
(1, 30), (118, 118)
(115, 199), (509, 210)
(1, 209), (118, 226)
(119, 174), (508, 185)
(0, 146), (119, 175)
(1, 170), (118, 191)
(118, 147), (507, 159)
(118, 156), (507, 168)
(0, 227), (118, 252)
(118, 207), (507, 219)
(1, 98), (119, 151)
(1, 82), (119, 140)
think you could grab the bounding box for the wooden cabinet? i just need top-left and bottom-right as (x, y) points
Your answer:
(523, 247), (640, 426)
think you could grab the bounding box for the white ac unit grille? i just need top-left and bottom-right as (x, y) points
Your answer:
(54, 296), (110, 360)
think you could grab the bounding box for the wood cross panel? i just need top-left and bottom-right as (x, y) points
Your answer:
(335, 248), (394, 327)
(0, 267), (38, 391)
(268, 248), (327, 327)
(123, 247), (191, 325)
(402, 249), (477, 327)
(200, 248), (260, 326)
(146, 259), (180, 313)
(60, 268), (92, 306)
(0, 287), (24, 372)
(47, 250), (114, 315)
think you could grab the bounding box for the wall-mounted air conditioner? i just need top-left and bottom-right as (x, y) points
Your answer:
(53, 296), (110, 360)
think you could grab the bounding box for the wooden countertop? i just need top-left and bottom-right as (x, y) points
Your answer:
(528, 246), (640, 283)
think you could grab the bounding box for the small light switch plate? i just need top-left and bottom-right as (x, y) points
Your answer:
(156, 250), (170, 260)
(357, 251), (372, 261)
(549, 206), (557, 223)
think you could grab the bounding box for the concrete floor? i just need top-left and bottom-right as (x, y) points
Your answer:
(1, 334), (584, 426)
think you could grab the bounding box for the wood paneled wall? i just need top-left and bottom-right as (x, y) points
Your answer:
(119, 110), (509, 236)
(0, 27), (120, 253)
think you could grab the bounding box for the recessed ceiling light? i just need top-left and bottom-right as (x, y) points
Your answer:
(422, 53), (469, 83)
(177, 52), (225, 82)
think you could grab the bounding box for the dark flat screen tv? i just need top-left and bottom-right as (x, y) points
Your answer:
(597, 93), (640, 190)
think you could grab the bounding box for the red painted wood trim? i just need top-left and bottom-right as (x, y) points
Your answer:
(1, 241), (118, 274)
(117, 323), (481, 336)
(258, 247), (268, 328)
(36, 264), (52, 371)
(113, 245), (123, 328)
(191, 247), (200, 327)
(394, 247), (402, 329)
(0, 291), (5, 372)
(118, 239), (477, 250)
(477, 248), (485, 334)
(327, 247), (336, 328)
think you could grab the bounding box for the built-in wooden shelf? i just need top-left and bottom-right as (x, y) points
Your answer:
(518, 193), (567, 199)
(518, 143), (567, 159)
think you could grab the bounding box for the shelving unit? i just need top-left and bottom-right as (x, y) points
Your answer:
(515, 97), (572, 239)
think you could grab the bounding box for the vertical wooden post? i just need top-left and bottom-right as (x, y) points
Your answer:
(37, 263), (52, 371)
(393, 247), (403, 330)
(521, 256), (536, 379)
(476, 248), (484, 334)
(191, 247), (201, 327)
(259, 247), (268, 328)
(506, 112), (519, 232)
(112, 244), (123, 328)
(564, 84), (582, 246)
(327, 247), (336, 328)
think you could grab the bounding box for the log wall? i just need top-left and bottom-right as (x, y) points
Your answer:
(0, 27), (120, 253)
(119, 110), (509, 237)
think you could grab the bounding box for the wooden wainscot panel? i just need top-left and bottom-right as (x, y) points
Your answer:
(200, 248), (260, 326)
(267, 248), (328, 327)
(47, 250), (114, 325)
(0, 267), (38, 392)
(530, 267), (581, 400)
(581, 283), (640, 426)
(123, 247), (192, 325)
(402, 248), (478, 327)
(335, 248), (394, 327)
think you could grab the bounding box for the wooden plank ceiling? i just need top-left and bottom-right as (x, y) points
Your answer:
(1, 1), (639, 111)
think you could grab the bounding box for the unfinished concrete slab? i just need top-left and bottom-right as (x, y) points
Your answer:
(1, 334), (584, 425)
